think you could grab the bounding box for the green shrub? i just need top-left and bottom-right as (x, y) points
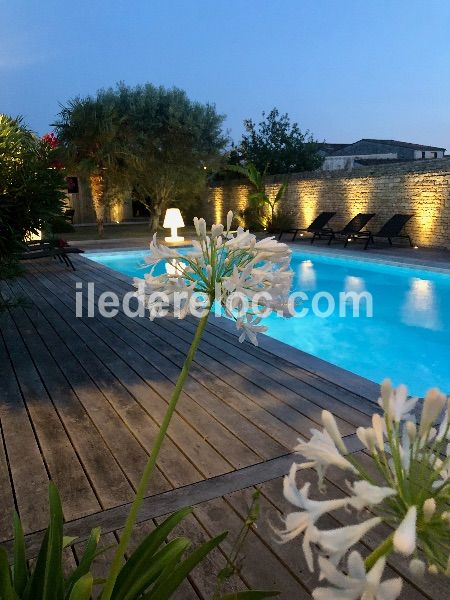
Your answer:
(266, 209), (295, 233)
(239, 205), (266, 231)
(47, 215), (75, 234)
(0, 115), (67, 266)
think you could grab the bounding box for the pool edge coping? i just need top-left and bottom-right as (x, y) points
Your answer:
(82, 242), (450, 275)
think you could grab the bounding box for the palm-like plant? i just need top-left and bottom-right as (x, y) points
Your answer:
(54, 93), (132, 238)
(226, 163), (287, 230)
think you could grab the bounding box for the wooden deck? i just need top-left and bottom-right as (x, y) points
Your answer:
(0, 254), (446, 598)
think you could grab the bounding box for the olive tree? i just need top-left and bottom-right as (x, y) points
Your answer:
(113, 82), (228, 231)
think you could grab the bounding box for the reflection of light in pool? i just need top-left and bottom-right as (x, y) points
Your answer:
(344, 275), (366, 294)
(299, 259), (316, 290)
(401, 277), (440, 331)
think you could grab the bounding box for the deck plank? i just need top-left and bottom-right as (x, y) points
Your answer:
(23, 265), (235, 479)
(14, 271), (197, 493)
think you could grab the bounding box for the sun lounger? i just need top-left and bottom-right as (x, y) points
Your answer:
(278, 211), (337, 242)
(365, 214), (414, 249)
(20, 241), (84, 270)
(327, 213), (376, 247)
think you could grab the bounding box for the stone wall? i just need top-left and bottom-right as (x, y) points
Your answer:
(204, 157), (450, 248)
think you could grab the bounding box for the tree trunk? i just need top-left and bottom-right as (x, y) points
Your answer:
(89, 173), (106, 238)
(148, 200), (163, 234)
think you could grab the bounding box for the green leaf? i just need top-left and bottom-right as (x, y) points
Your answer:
(147, 531), (227, 600)
(62, 536), (78, 549)
(0, 547), (17, 600)
(275, 183), (287, 202)
(44, 482), (64, 599)
(220, 592), (279, 599)
(26, 482), (64, 600)
(111, 507), (192, 599)
(23, 529), (49, 600)
(12, 511), (28, 594)
(118, 537), (190, 600)
(68, 573), (93, 600)
(225, 164), (249, 177)
(65, 527), (100, 597)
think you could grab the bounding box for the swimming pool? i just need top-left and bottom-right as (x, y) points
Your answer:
(86, 248), (450, 396)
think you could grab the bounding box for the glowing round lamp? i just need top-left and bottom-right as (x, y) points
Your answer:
(163, 208), (184, 243)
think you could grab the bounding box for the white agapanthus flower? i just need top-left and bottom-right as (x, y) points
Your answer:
(294, 427), (357, 490)
(276, 464), (350, 570)
(379, 379), (418, 423)
(280, 382), (450, 597)
(313, 552), (402, 600)
(347, 481), (396, 511)
(314, 518), (382, 568)
(133, 211), (292, 345)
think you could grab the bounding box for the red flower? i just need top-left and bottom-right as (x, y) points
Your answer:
(42, 132), (59, 148)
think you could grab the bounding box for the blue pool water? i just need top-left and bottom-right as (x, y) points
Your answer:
(86, 248), (450, 396)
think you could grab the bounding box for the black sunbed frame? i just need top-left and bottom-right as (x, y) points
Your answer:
(364, 214), (414, 249)
(20, 241), (84, 270)
(278, 211), (337, 242)
(327, 213), (376, 247)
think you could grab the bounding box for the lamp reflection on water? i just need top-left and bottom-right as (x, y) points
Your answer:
(298, 259), (316, 290)
(344, 275), (366, 294)
(401, 277), (440, 330)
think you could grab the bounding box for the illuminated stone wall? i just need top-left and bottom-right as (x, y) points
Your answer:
(206, 158), (450, 248)
(67, 178), (133, 225)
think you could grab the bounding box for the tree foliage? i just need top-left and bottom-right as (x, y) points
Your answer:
(54, 92), (132, 237)
(54, 83), (228, 235)
(0, 114), (66, 266)
(234, 108), (323, 175)
(114, 82), (228, 231)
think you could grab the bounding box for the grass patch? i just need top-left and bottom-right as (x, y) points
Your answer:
(64, 223), (197, 241)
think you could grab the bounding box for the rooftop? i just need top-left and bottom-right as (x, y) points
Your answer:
(327, 138), (446, 155)
(359, 138), (446, 151)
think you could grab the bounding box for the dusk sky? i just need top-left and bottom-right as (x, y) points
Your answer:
(2, 0), (449, 149)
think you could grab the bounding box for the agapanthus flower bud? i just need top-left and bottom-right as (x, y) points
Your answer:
(321, 410), (347, 454)
(197, 218), (207, 237)
(406, 421), (416, 443)
(380, 379), (392, 415)
(409, 558), (426, 577)
(419, 388), (446, 439)
(356, 426), (377, 452)
(394, 506), (417, 556)
(372, 413), (385, 450)
(423, 498), (436, 522)
(211, 223), (224, 238)
(226, 210), (233, 231)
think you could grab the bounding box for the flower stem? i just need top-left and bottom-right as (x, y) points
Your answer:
(364, 534), (393, 571)
(101, 311), (210, 600)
